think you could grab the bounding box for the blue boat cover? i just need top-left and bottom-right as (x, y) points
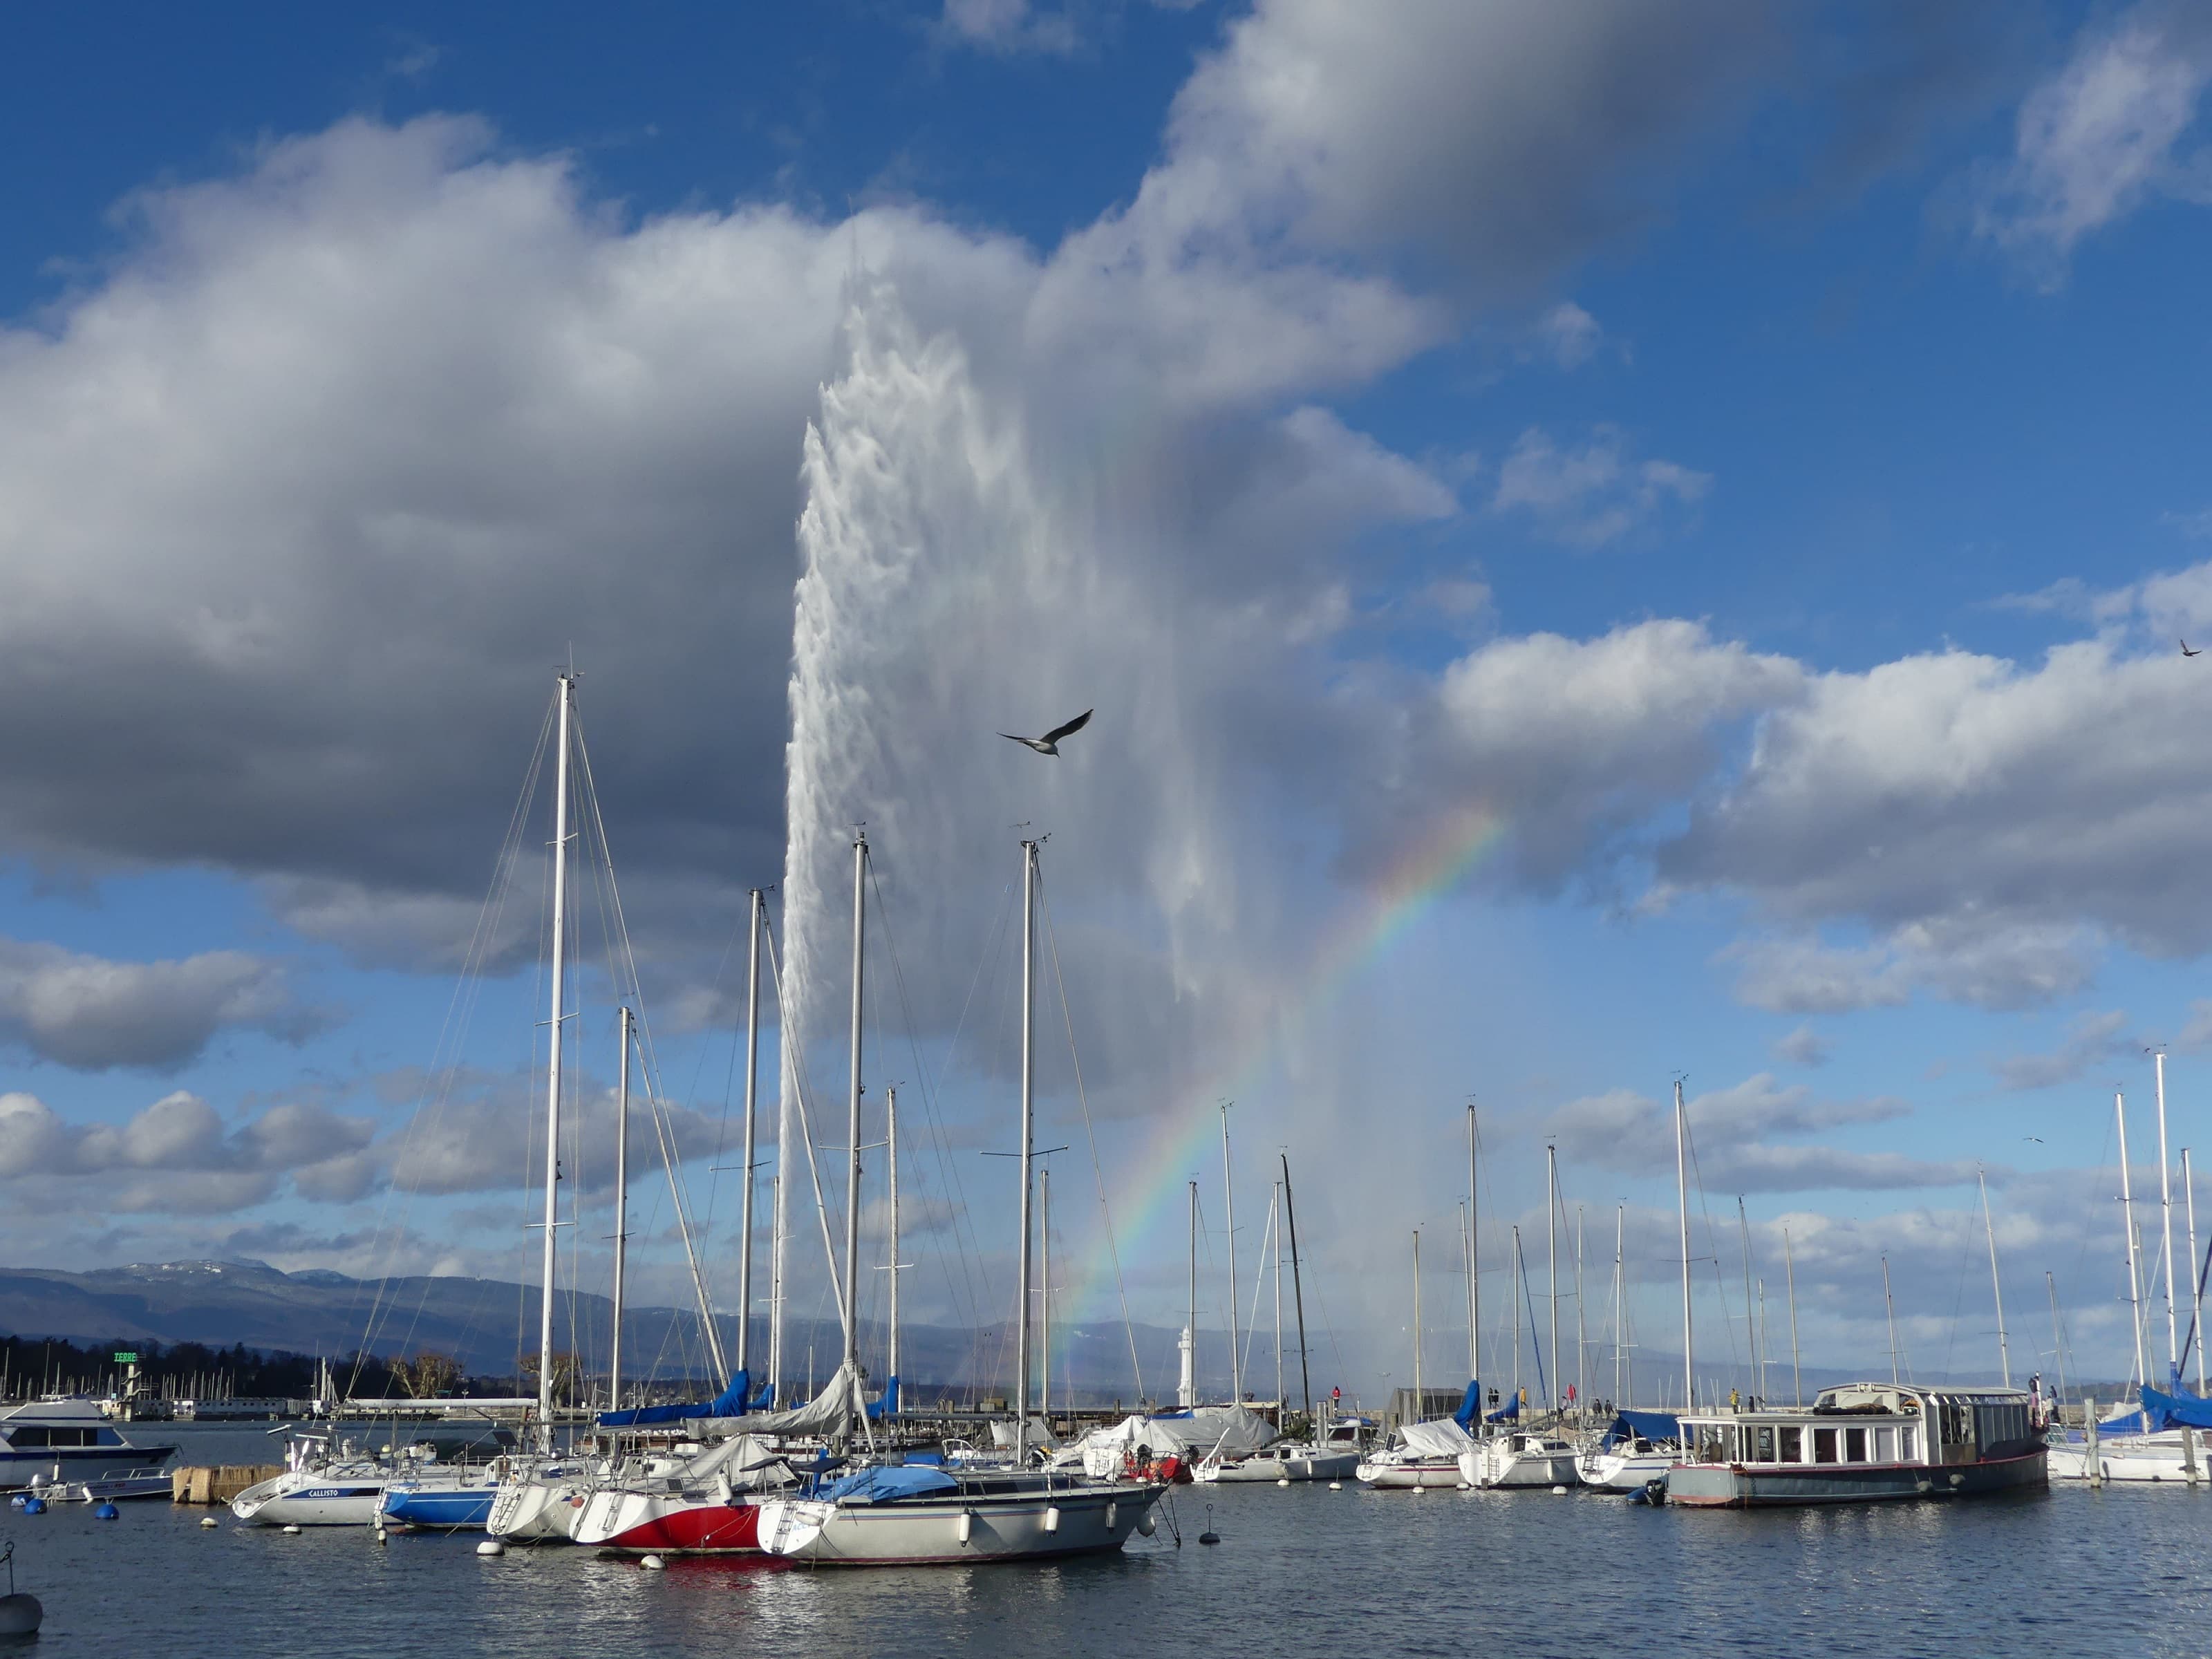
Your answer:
(1452, 1380), (1482, 1430)
(864, 1376), (901, 1420)
(818, 1464), (959, 1505)
(1602, 1409), (1682, 1446)
(2101, 1385), (2212, 1434)
(1485, 1397), (1520, 1424)
(596, 1367), (754, 1427)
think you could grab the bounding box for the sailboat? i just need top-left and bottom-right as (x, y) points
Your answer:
(2047, 1064), (2211, 1483)
(1197, 1155), (1362, 1483)
(753, 834), (1166, 1564)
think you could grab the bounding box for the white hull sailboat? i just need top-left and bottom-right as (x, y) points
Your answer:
(1459, 1432), (1580, 1489)
(755, 1470), (1161, 1565)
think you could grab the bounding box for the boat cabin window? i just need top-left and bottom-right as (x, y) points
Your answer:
(1753, 1426), (1776, 1462)
(1813, 1427), (1838, 1463)
(1778, 1427), (1801, 1463)
(1875, 1427), (1896, 1463)
(1845, 1427), (1868, 1462)
(1696, 1427), (1731, 1463)
(1900, 1426), (1918, 1461)
(4, 1427), (98, 1448)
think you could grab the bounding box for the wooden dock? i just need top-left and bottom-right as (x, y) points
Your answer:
(171, 1465), (282, 1504)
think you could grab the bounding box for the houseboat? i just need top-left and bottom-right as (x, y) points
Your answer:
(1665, 1382), (2045, 1506)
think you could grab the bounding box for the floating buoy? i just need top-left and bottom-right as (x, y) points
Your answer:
(281, 1524), (301, 1534)
(476, 1540), (505, 1557)
(1328, 1481), (1343, 1491)
(639, 1554), (665, 1571)
(1409, 1484), (1426, 1496)
(1197, 1504), (1219, 1544)
(6, 1496), (23, 1510)
(199, 1516), (218, 1529)
(1456, 1481), (1472, 1490)
(1551, 1485), (1568, 1495)
(1277, 1477), (1291, 1488)
(19, 1499), (45, 1517)
(0, 1594), (40, 1638)
(93, 1502), (120, 1520)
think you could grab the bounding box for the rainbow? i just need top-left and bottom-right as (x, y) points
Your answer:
(1053, 802), (1511, 1387)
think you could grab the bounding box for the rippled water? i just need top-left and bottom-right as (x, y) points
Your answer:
(5, 1425), (2208, 1657)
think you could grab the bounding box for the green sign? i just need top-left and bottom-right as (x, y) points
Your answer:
(113, 1351), (138, 1364)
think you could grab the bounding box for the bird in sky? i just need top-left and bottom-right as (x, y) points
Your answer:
(2183, 639), (2201, 657)
(1000, 709), (1093, 756)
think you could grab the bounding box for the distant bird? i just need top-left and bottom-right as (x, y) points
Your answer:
(1000, 709), (1094, 757)
(2184, 639), (2202, 657)
(2023, 1136), (2044, 1144)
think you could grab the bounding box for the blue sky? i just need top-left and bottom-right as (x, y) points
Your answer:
(3, 0), (2211, 1407)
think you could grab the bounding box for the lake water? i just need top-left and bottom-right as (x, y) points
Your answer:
(3, 1423), (2206, 1657)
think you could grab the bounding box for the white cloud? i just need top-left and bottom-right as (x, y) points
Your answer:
(0, 939), (324, 1069)
(1529, 300), (1604, 368)
(940, 0), (1079, 55)
(1972, 3), (2212, 284)
(1772, 1024), (1831, 1067)
(1987, 1009), (2133, 1092)
(1491, 427), (1710, 547)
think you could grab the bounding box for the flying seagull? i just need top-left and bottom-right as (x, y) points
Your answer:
(2184, 639), (2202, 657)
(1000, 709), (1093, 757)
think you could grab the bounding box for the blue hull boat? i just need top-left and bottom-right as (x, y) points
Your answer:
(378, 1480), (500, 1530)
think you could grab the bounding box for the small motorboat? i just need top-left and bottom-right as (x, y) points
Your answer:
(26, 1466), (174, 1503)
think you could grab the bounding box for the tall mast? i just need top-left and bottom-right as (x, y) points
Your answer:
(737, 888), (764, 1376)
(1510, 1226), (1523, 1407)
(1614, 1205), (1627, 1409)
(1783, 1224), (1802, 1407)
(1978, 1166), (2012, 1388)
(1273, 1182), (1284, 1413)
(1185, 1182), (1199, 1405)
(610, 1006), (630, 1413)
(1675, 1078), (1692, 1414)
(1575, 1204), (1587, 1412)
(1882, 1255), (1900, 1386)
(886, 1085), (901, 1411)
(1412, 1228), (1423, 1412)
(1546, 1145), (1559, 1414)
(2157, 1052), (2181, 1389)
(2187, 1148), (2206, 1396)
(1467, 1104), (1481, 1404)
(1221, 1103), (1241, 1405)
(2118, 1089), (2150, 1393)
(1040, 1164), (1051, 1430)
(1737, 1197), (1756, 1400)
(1014, 837), (1039, 1463)
(1281, 1154), (1312, 1424)
(535, 671), (574, 1450)
(1461, 1201), (1475, 1382)
(841, 829), (868, 1427)
(2046, 1271), (2068, 1409)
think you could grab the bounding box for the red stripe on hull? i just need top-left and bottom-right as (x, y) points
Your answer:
(601, 1501), (762, 1554)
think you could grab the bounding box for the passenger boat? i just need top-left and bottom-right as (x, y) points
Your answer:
(0, 1400), (175, 1489)
(1665, 1382), (2047, 1506)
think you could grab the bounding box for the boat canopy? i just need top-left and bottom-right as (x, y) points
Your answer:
(1452, 1380), (1483, 1430)
(2099, 1385), (2212, 1435)
(1054, 1405), (1273, 1470)
(816, 1464), (959, 1505)
(688, 1363), (871, 1438)
(597, 1367), (758, 1427)
(1485, 1396), (1520, 1424)
(1601, 1409), (1682, 1446)
(1398, 1417), (1477, 1458)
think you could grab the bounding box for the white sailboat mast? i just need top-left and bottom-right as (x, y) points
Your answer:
(1040, 1165), (1051, 1428)
(1978, 1166), (2012, 1388)
(1675, 1078), (1691, 1414)
(1273, 1181), (1284, 1412)
(2187, 1147), (2206, 1396)
(1546, 1145), (1559, 1413)
(1180, 1180), (1197, 1408)
(841, 830), (868, 1412)
(1467, 1103), (1481, 1400)
(737, 888), (764, 1375)
(886, 1085), (901, 1408)
(610, 1006), (630, 1414)
(1014, 837), (1039, 1462)
(1783, 1224), (1802, 1408)
(1613, 1203), (1626, 1409)
(2117, 1089), (2150, 1393)
(1221, 1102), (1241, 1405)
(1412, 1228), (1423, 1410)
(536, 671), (575, 1449)
(2157, 1051), (2180, 1389)
(1510, 1225), (1523, 1407)
(1575, 1204), (1587, 1411)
